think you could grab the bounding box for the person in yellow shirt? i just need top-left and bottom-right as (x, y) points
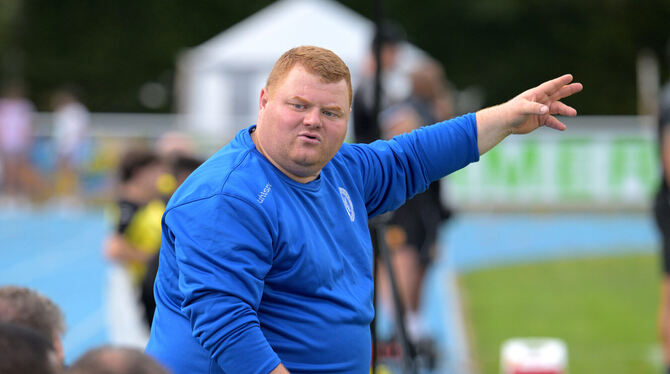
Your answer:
(140, 154), (203, 326)
(105, 149), (165, 327)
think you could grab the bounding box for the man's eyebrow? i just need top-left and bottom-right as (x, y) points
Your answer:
(289, 96), (310, 104)
(322, 104), (344, 113)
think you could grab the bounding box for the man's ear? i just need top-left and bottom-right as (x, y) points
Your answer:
(259, 87), (269, 111)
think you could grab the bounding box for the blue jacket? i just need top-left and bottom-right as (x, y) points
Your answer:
(146, 113), (479, 373)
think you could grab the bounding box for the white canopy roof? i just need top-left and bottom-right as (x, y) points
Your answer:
(176, 0), (424, 137)
(183, 0), (374, 73)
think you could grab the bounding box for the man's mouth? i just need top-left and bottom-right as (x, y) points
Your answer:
(299, 133), (321, 143)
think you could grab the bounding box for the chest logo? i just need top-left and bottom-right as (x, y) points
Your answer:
(257, 183), (271, 203)
(338, 187), (355, 222)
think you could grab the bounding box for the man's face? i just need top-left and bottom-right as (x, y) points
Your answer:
(255, 65), (350, 182)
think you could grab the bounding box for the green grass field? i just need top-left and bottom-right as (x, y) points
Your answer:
(459, 253), (661, 374)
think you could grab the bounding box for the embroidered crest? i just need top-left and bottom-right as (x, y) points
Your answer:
(338, 187), (355, 222)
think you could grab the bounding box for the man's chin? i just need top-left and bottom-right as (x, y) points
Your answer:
(289, 158), (324, 176)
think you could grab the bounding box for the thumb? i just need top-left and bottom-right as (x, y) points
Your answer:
(519, 99), (548, 115)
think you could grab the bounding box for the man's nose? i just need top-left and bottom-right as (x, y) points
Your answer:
(303, 107), (322, 127)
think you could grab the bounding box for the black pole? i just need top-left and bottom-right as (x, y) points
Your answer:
(375, 221), (419, 374)
(370, 2), (418, 373)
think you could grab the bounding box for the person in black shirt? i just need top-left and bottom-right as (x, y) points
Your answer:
(654, 40), (670, 374)
(139, 154), (202, 327)
(105, 149), (165, 328)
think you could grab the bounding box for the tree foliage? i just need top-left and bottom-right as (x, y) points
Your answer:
(4, 0), (670, 114)
(340, 0), (670, 114)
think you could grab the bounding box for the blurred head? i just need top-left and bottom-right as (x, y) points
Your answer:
(410, 57), (455, 121)
(155, 131), (195, 159)
(371, 20), (406, 70)
(411, 58), (447, 100)
(254, 47), (351, 183)
(118, 149), (164, 200)
(67, 346), (168, 374)
(0, 286), (66, 365)
(50, 85), (81, 110)
(0, 322), (61, 374)
(170, 154), (202, 186)
(155, 154), (203, 197)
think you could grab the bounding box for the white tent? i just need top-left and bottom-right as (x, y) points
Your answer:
(176, 0), (424, 138)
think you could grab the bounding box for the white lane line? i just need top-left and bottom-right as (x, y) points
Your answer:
(442, 268), (475, 374)
(104, 265), (150, 349)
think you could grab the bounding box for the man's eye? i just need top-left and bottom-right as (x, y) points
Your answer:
(323, 110), (338, 118)
(292, 103), (306, 110)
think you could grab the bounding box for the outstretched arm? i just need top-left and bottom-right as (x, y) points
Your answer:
(476, 74), (583, 155)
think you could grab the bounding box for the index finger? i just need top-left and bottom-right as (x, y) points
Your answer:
(536, 74), (575, 97)
(550, 82), (583, 101)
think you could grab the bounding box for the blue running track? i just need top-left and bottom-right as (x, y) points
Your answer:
(0, 207), (110, 364)
(0, 208), (659, 371)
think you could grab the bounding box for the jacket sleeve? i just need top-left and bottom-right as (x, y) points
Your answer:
(349, 112), (479, 218)
(166, 193), (281, 374)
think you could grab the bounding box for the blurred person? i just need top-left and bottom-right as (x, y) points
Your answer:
(145, 45), (582, 374)
(655, 39), (670, 374)
(353, 21), (407, 144)
(105, 149), (165, 328)
(140, 154), (203, 327)
(377, 105), (449, 345)
(0, 322), (61, 374)
(0, 80), (37, 198)
(51, 86), (90, 198)
(0, 285), (67, 367)
(67, 345), (168, 374)
(352, 23), (414, 349)
(374, 58), (457, 346)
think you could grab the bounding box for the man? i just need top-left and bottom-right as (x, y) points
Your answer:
(105, 149), (165, 328)
(0, 81), (36, 198)
(0, 322), (61, 374)
(67, 346), (168, 374)
(51, 86), (89, 198)
(0, 286), (67, 368)
(146, 45), (582, 374)
(105, 149), (165, 284)
(353, 21), (406, 143)
(140, 154), (203, 326)
(375, 58), (456, 346)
